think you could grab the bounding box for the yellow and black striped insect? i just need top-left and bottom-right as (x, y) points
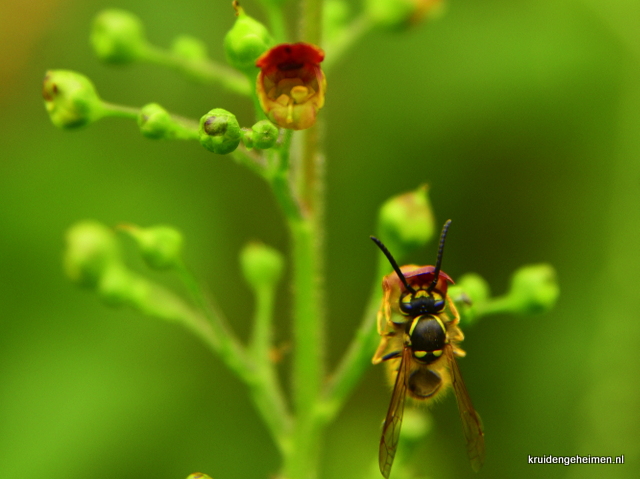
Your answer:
(371, 220), (485, 478)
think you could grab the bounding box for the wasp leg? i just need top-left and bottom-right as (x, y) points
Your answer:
(372, 332), (396, 364)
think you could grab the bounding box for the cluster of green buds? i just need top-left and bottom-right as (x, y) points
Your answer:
(374, 185), (559, 325)
(450, 265), (560, 324)
(199, 109), (278, 154)
(64, 221), (191, 317)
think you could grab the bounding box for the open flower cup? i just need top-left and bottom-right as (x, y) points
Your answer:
(256, 43), (326, 130)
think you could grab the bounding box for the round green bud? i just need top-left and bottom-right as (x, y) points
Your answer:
(138, 103), (173, 139)
(97, 264), (139, 306)
(199, 108), (242, 155)
(63, 221), (120, 288)
(449, 273), (490, 325)
(223, 3), (273, 72)
(251, 120), (278, 149)
(377, 184), (435, 259)
(171, 35), (208, 61)
(90, 9), (147, 64)
(186, 474), (213, 479)
(457, 273), (490, 305)
(507, 264), (559, 315)
(400, 408), (432, 441)
(43, 70), (105, 129)
(119, 224), (184, 270)
(240, 242), (284, 290)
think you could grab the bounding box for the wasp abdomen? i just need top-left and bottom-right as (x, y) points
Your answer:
(408, 368), (442, 398)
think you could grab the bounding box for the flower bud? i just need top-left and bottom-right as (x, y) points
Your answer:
(119, 224), (184, 270)
(138, 103), (197, 140)
(377, 184), (435, 259)
(240, 242), (284, 291)
(199, 108), (242, 154)
(63, 221), (121, 288)
(251, 120), (278, 149)
(171, 35), (208, 61)
(456, 273), (490, 305)
(400, 408), (432, 442)
(449, 273), (490, 325)
(365, 0), (444, 29)
(507, 264), (559, 314)
(90, 9), (147, 64)
(43, 70), (105, 129)
(186, 474), (213, 479)
(98, 264), (146, 306)
(224, 2), (273, 73)
(137, 103), (173, 139)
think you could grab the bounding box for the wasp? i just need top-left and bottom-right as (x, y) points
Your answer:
(371, 220), (485, 478)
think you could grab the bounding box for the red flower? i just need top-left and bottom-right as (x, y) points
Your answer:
(256, 43), (326, 130)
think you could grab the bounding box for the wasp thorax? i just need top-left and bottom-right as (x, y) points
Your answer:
(409, 316), (447, 364)
(400, 289), (445, 316)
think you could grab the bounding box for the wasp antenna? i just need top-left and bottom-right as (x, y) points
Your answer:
(370, 236), (416, 293)
(427, 220), (452, 293)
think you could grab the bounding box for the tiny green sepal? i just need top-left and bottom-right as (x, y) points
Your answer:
(251, 120), (278, 149)
(91, 9), (147, 64)
(224, 1), (273, 73)
(240, 242), (284, 291)
(63, 221), (121, 288)
(118, 224), (184, 270)
(43, 70), (106, 129)
(377, 184), (436, 260)
(199, 108), (242, 154)
(186, 474), (213, 479)
(506, 264), (559, 315)
(171, 35), (208, 61)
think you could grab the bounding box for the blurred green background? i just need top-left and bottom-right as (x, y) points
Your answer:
(1, 0), (639, 478)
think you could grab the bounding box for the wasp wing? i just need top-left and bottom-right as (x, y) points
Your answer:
(379, 346), (411, 478)
(446, 345), (485, 472)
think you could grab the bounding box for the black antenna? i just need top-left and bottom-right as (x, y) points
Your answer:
(370, 236), (416, 293)
(427, 219), (452, 293)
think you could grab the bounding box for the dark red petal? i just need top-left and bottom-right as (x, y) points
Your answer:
(256, 42), (325, 70)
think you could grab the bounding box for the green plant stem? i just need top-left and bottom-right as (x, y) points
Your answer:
(473, 295), (518, 317)
(232, 147), (268, 177)
(249, 285), (294, 453)
(101, 102), (139, 119)
(323, 14), (375, 71)
(285, 217), (325, 479)
(175, 261), (291, 450)
(141, 43), (251, 96)
(102, 101), (201, 140)
(319, 255), (387, 423)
